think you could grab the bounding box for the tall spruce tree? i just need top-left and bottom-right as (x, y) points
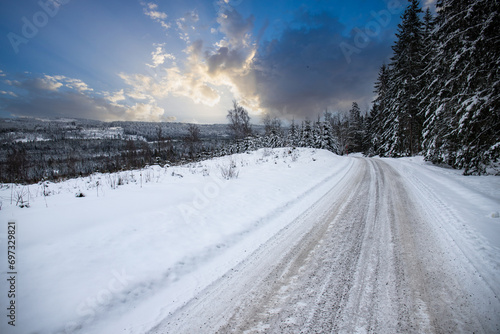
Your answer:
(300, 120), (314, 148)
(320, 120), (338, 153)
(369, 64), (390, 156)
(383, 0), (425, 156)
(287, 119), (299, 147)
(313, 116), (323, 149)
(348, 102), (364, 153)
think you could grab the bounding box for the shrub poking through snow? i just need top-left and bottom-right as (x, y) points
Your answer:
(15, 186), (30, 208)
(219, 159), (239, 180)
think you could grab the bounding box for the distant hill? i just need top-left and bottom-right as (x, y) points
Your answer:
(0, 117), (265, 142)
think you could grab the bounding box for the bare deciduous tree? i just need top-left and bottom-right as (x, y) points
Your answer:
(186, 124), (201, 143)
(226, 100), (252, 140)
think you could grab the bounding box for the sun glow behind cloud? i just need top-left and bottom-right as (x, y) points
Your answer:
(115, 1), (262, 120)
(0, 0), (403, 122)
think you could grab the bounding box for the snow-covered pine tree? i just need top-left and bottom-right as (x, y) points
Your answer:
(287, 119), (299, 147)
(269, 132), (283, 148)
(262, 114), (284, 148)
(313, 116), (323, 149)
(418, 7), (436, 133)
(348, 102), (364, 153)
(299, 120), (315, 148)
(362, 113), (373, 156)
(320, 120), (338, 153)
(421, 0), (499, 174)
(422, 8), (435, 64)
(419, 6), (446, 165)
(383, 0), (425, 156)
(369, 64), (390, 156)
(450, 0), (500, 173)
(420, 0), (461, 166)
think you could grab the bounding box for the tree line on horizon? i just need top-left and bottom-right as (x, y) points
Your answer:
(0, 104), (366, 184)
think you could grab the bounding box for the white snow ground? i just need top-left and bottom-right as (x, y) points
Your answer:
(0, 148), (499, 333)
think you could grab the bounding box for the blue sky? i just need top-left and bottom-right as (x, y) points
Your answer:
(0, 0), (435, 123)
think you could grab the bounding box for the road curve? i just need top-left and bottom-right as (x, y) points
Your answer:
(149, 158), (500, 334)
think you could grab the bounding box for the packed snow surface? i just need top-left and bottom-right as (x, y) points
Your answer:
(0, 148), (499, 333)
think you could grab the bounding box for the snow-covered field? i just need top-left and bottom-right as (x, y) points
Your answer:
(0, 148), (352, 333)
(0, 148), (499, 333)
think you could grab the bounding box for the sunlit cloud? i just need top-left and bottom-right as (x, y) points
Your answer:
(10, 75), (94, 94)
(125, 102), (165, 121)
(147, 44), (176, 68)
(104, 89), (126, 105)
(216, 8), (255, 48)
(118, 5), (259, 114)
(0, 72), (171, 122)
(141, 2), (170, 30)
(30, 75), (64, 91)
(0, 90), (17, 97)
(64, 78), (93, 93)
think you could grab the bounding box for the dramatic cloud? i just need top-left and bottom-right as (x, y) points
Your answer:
(121, 5), (393, 119)
(3, 4), (393, 122)
(249, 9), (393, 117)
(154, 7), (391, 118)
(118, 6), (258, 110)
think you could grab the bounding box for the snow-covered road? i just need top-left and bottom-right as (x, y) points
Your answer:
(1, 149), (499, 333)
(150, 158), (500, 334)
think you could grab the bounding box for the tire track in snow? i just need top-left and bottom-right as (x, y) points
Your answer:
(148, 158), (498, 333)
(386, 159), (500, 333)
